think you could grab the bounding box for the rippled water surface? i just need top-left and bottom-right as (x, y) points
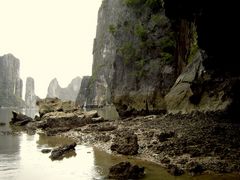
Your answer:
(0, 108), (239, 180)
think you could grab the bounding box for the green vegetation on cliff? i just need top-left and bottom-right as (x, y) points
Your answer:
(116, 0), (176, 80)
(124, 0), (163, 11)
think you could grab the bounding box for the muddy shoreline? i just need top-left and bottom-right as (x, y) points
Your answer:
(9, 98), (240, 177)
(57, 112), (240, 176)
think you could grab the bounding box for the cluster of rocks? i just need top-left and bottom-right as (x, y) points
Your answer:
(108, 161), (145, 179)
(9, 98), (240, 177)
(10, 98), (103, 134)
(66, 111), (239, 177)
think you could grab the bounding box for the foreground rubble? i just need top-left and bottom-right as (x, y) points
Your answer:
(9, 98), (240, 176)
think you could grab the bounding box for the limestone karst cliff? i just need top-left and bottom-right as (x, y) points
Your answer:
(78, 0), (176, 115)
(0, 54), (24, 107)
(25, 77), (38, 108)
(78, 0), (239, 117)
(47, 77), (82, 102)
(163, 0), (239, 115)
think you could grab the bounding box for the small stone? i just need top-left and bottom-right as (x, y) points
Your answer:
(41, 149), (51, 153)
(108, 161), (145, 179)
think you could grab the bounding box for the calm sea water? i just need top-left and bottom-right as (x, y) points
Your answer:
(0, 108), (238, 180)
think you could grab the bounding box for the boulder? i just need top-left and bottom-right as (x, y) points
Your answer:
(10, 111), (33, 126)
(165, 51), (232, 113)
(108, 161), (144, 179)
(41, 149), (51, 154)
(49, 142), (77, 160)
(40, 111), (87, 129)
(111, 130), (139, 155)
(36, 98), (77, 117)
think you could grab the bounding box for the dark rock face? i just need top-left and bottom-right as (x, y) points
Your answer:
(0, 54), (24, 107)
(33, 98), (106, 135)
(47, 77), (82, 102)
(10, 111), (33, 126)
(78, 0), (176, 115)
(108, 161), (144, 180)
(165, 51), (234, 113)
(111, 130), (139, 155)
(49, 142), (77, 160)
(164, 0), (238, 75)
(78, 0), (240, 117)
(163, 0), (240, 115)
(25, 77), (38, 108)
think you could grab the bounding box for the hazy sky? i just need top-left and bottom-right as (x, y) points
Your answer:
(0, 0), (102, 98)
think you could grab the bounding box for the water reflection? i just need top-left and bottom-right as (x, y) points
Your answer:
(37, 133), (75, 148)
(0, 108), (22, 180)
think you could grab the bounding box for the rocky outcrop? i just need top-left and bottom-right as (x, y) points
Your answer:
(80, 0), (240, 117)
(165, 51), (232, 113)
(164, 0), (238, 75)
(47, 77), (82, 102)
(163, 1), (240, 115)
(41, 149), (51, 154)
(36, 98), (78, 117)
(108, 162), (145, 179)
(0, 54), (24, 107)
(10, 111), (33, 126)
(33, 98), (105, 135)
(78, 0), (176, 115)
(10, 98), (240, 175)
(25, 77), (38, 108)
